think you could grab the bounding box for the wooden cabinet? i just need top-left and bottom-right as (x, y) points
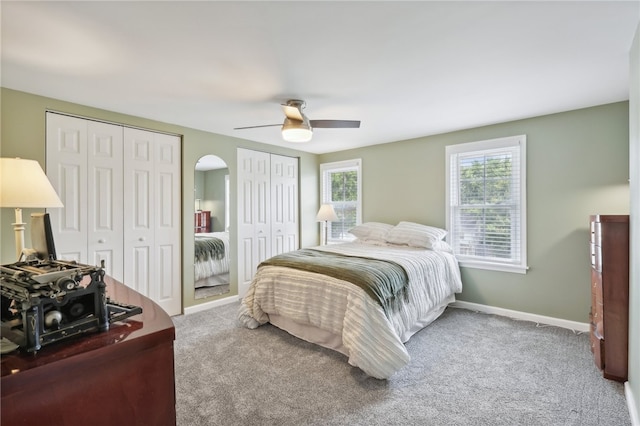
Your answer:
(195, 210), (211, 233)
(589, 214), (629, 382)
(1, 276), (176, 426)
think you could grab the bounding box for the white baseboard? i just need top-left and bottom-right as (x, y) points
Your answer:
(449, 300), (590, 333)
(186, 299), (589, 330)
(183, 295), (238, 315)
(626, 382), (640, 426)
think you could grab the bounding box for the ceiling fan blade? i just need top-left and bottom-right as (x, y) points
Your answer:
(282, 104), (304, 121)
(309, 120), (361, 129)
(233, 123), (281, 130)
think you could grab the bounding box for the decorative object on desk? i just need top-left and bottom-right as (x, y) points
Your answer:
(0, 337), (19, 354)
(316, 203), (339, 245)
(0, 260), (142, 353)
(195, 198), (201, 212)
(0, 158), (63, 261)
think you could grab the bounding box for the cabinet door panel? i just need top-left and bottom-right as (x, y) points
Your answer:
(129, 245), (151, 296)
(157, 243), (176, 301)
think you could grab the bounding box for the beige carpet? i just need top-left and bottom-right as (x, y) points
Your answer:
(172, 303), (630, 426)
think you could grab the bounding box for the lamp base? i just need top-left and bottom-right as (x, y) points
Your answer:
(323, 221), (328, 246)
(12, 208), (26, 261)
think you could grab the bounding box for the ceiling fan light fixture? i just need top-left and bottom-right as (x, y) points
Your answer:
(281, 117), (313, 142)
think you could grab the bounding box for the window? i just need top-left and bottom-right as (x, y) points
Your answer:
(320, 159), (362, 244)
(446, 135), (527, 273)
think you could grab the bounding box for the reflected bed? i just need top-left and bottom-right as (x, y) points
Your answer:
(194, 232), (230, 286)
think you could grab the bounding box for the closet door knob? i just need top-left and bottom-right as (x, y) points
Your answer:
(139, 237), (146, 242)
(98, 239), (105, 244)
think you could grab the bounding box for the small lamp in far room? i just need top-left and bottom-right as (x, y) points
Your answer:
(0, 158), (63, 261)
(316, 204), (339, 245)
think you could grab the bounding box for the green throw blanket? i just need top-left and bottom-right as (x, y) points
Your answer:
(195, 237), (225, 261)
(259, 248), (409, 318)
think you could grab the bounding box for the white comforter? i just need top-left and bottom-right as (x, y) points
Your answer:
(238, 242), (462, 379)
(194, 232), (230, 282)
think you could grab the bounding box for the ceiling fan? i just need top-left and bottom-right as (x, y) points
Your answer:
(234, 99), (360, 142)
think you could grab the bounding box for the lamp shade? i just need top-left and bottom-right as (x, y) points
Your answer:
(282, 117), (313, 143)
(316, 204), (339, 222)
(0, 158), (63, 208)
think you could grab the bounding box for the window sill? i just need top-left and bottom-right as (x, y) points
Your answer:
(458, 259), (528, 274)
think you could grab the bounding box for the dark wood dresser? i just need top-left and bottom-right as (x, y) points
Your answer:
(1, 276), (176, 425)
(589, 214), (629, 382)
(195, 210), (211, 233)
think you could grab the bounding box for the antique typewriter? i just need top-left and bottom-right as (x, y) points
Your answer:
(0, 213), (142, 353)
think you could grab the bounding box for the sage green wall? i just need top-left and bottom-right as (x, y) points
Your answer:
(194, 170), (205, 201)
(627, 22), (639, 422)
(0, 88), (319, 311)
(203, 168), (228, 232)
(0, 88), (631, 325)
(319, 102), (630, 323)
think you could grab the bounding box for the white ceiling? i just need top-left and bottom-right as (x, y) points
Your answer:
(196, 154), (228, 171)
(2, 1), (638, 154)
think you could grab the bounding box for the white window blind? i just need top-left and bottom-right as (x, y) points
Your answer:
(320, 159), (362, 243)
(446, 135), (527, 273)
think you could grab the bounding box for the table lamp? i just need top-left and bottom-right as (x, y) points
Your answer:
(316, 204), (339, 245)
(0, 158), (64, 261)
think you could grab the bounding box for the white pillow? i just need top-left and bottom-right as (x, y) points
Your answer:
(354, 238), (390, 247)
(348, 222), (394, 242)
(385, 221), (448, 249)
(430, 240), (454, 253)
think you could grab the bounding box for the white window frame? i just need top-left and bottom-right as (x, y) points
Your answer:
(320, 159), (362, 244)
(445, 135), (527, 274)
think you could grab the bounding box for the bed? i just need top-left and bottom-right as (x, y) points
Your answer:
(238, 221), (463, 379)
(194, 232), (230, 284)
